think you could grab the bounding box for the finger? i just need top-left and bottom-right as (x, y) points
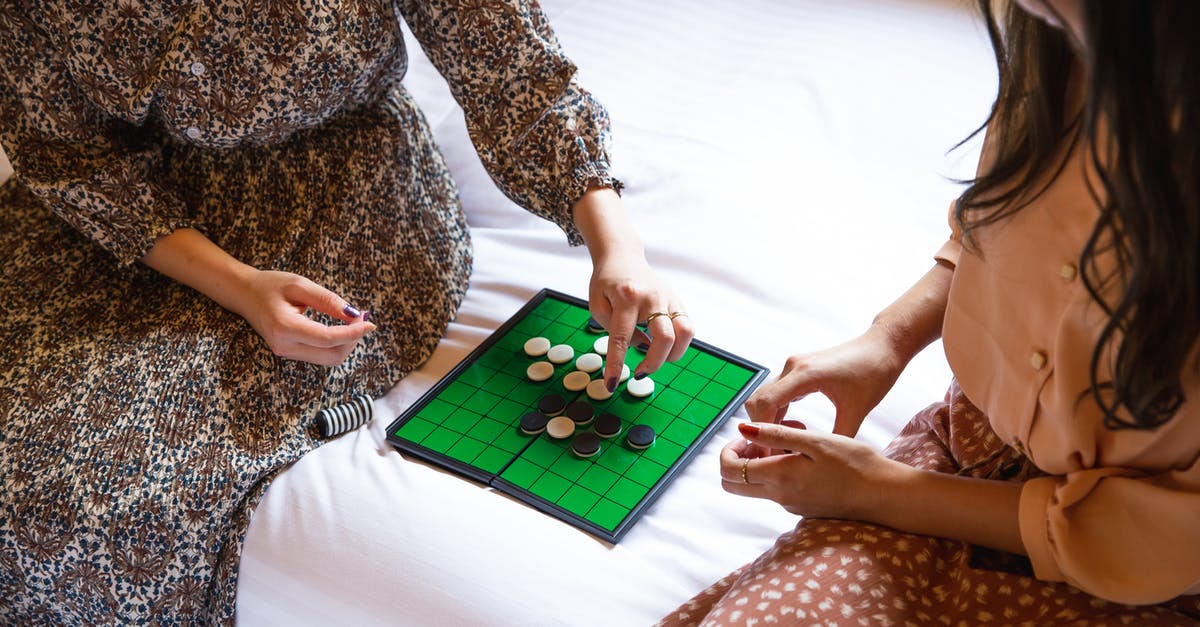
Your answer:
(737, 422), (821, 454)
(287, 277), (363, 323)
(831, 406), (867, 438)
(721, 479), (772, 499)
(779, 418), (807, 430)
(274, 340), (354, 367)
(666, 311), (695, 362)
(743, 365), (821, 422)
(719, 451), (765, 486)
(601, 291), (640, 392)
(285, 315), (376, 349)
(634, 310), (676, 377)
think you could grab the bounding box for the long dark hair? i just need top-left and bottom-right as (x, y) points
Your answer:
(956, 1), (1200, 430)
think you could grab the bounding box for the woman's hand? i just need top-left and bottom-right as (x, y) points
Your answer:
(236, 270), (376, 366)
(745, 327), (908, 438)
(572, 188), (694, 389)
(720, 422), (905, 519)
(142, 228), (375, 366)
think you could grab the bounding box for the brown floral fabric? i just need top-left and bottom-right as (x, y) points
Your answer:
(0, 0), (619, 624)
(659, 383), (1200, 626)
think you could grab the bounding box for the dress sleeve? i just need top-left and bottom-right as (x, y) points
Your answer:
(1018, 455), (1200, 604)
(933, 200), (962, 269)
(396, 0), (622, 246)
(0, 10), (189, 266)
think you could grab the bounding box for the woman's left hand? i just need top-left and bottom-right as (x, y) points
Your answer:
(720, 421), (902, 519)
(573, 188), (694, 389)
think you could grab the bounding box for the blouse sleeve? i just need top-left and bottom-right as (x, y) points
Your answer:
(1019, 455), (1200, 603)
(0, 10), (189, 266)
(396, 0), (622, 246)
(933, 200), (962, 269)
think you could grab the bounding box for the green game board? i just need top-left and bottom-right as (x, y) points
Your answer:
(386, 289), (768, 542)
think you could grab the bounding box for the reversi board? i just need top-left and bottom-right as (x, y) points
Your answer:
(386, 289), (768, 542)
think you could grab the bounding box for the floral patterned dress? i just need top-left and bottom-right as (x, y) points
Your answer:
(0, 1), (619, 624)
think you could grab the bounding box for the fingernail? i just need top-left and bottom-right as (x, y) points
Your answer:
(635, 342), (650, 352)
(343, 305), (362, 318)
(362, 310), (371, 322)
(605, 377), (618, 393)
(738, 423), (761, 437)
(633, 371), (647, 380)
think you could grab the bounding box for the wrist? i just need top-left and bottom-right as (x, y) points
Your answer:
(572, 187), (644, 263)
(860, 323), (910, 379)
(857, 458), (923, 528)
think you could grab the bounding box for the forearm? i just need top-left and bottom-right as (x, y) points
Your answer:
(870, 460), (1025, 555)
(866, 262), (953, 366)
(141, 228), (254, 316)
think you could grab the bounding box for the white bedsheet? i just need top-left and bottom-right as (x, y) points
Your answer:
(236, 1), (996, 624)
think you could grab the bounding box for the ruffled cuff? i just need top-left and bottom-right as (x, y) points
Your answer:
(1018, 475), (1066, 583)
(934, 237), (961, 270)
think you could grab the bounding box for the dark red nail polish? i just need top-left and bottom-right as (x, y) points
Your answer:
(605, 377), (618, 393)
(738, 423), (760, 437)
(633, 371), (647, 380)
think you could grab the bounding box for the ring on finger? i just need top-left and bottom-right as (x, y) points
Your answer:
(668, 311), (688, 320)
(741, 457), (751, 485)
(646, 311), (671, 324)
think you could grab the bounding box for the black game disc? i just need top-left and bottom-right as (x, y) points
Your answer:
(594, 413), (622, 438)
(520, 412), (549, 435)
(585, 317), (605, 333)
(571, 432), (602, 458)
(627, 424), (656, 449)
(537, 394), (567, 416)
(564, 401), (595, 425)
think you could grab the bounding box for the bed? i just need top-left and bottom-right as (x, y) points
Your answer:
(1, 0), (995, 623)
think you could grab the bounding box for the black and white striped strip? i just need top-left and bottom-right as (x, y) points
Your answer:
(315, 394), (374, 438)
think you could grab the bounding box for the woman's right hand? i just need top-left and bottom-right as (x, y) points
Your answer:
(744, 326), (907, 439)
(142, 229), (375, 367)
(235, 270), (376, 366)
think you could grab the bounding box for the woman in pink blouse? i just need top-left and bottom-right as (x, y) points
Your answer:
(662, 1), (1200, 624)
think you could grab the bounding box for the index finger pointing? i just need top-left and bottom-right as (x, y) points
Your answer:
(736, 422), (818, 454)
(602, 305), (638, 393)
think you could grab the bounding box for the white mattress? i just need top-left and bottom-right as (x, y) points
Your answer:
(236, 1), (995, 624)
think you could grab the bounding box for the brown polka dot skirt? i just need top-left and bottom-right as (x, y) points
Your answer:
(658, 383), (1200, 626)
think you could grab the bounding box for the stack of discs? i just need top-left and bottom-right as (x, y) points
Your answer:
(315, 394), (374, 437)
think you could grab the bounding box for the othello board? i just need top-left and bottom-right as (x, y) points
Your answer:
(386, 289), (769, 542)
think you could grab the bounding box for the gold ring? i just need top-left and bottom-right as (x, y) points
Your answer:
(741, 457), (750, 485)
(669, 311), (688, 320)
(645, 312), (671, 324)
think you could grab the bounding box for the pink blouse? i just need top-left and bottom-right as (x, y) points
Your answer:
(934, 131), (1200, 604)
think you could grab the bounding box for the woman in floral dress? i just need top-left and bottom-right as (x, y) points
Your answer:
(0, 1), (692, 623)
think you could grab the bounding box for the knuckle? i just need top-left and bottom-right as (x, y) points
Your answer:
(616, 281), (640, 300)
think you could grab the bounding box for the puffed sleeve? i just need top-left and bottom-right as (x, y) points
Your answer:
(396, 0), (622, 246)
(1019, 456), (1200, 603)
(0, 9), (189, 266)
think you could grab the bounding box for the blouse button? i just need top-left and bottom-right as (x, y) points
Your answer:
(186, 127), (202, 140)
(1030, 350), (1047, 370)
(190, 61), (206, 76)
(1060, 263), (1077, 282)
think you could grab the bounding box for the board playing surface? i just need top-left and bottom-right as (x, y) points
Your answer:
(387, 289), (768, 542)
